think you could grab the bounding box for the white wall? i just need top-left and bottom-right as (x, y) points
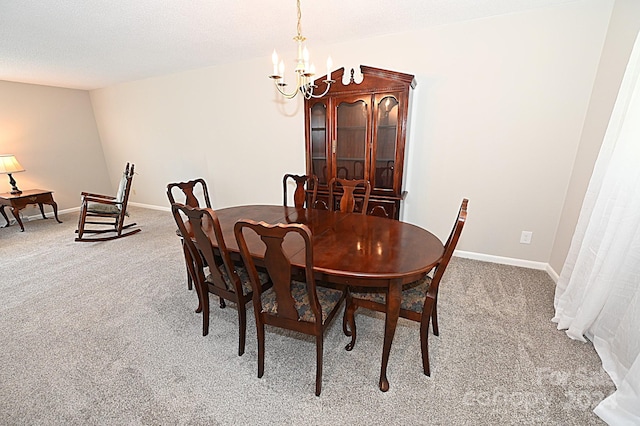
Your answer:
(549, 0), (640, 274)
(0, 80), (109, 219)
(90, 0), (613, 265)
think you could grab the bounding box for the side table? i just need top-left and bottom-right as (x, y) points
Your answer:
(0, 189), (63, 232)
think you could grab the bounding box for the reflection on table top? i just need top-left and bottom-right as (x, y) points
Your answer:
(212, 205), (444, 287)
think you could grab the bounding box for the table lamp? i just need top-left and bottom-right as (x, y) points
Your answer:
(0, 154), (25, 194)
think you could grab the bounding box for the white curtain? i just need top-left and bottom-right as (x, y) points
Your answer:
(553, 31), (640, 425)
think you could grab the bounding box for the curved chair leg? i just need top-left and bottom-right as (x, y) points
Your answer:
(257, 321), (265, 378)
(184, 250), (202, 314)
(421, 299), (435, 376)
(315, 335), (323, 396)
(431, 295), (439, 336)
(342, 291), (352, 336)
(420, 318), (431, 377)
(237, 304), (247, 356)
(76, 203), (88, 239)
(201, 290), (210, 337)
(181, 241), (193, 291)
(344, 301), (358, 351)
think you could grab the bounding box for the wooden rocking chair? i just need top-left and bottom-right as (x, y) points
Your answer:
(75, 163), (141, 242)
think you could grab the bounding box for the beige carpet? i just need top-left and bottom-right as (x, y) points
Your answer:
(0, 206), (614, 425)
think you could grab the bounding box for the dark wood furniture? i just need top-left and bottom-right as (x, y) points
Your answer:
(304, 65), (416, 219)
(0, 189), (62, 232)
(208, 205), (444, 391)
(172, 203), (271, 356)
(167, 178), (212, 290)
(75, 163), (140, 242)
(167, 178), (212, 210)
(344, 199), (468, 377)
(282, 174), (318, 209)
(234, 219), (346, 396)
(328, 178), (371, 214)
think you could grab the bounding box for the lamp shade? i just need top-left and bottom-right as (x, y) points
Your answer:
(0, 155), (25, 174)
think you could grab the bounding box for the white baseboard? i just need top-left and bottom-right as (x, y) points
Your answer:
(545, 265), (560, 283)
(455, 250), (558, 283)
(129, 202), (169, 211)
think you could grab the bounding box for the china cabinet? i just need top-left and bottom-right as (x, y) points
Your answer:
(304, 65), (416, 219)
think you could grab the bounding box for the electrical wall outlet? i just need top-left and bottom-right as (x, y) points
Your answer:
(520, 231), (533, 244)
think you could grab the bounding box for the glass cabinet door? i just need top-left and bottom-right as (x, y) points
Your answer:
(373, 95), (399, 190)
(310, 102), (328, 185)
(336, 98), (368, 181)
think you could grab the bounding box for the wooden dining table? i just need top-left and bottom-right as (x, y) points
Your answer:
(209, 204), (444, 391)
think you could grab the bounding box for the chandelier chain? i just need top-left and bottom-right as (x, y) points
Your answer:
(296, 0), (303, 40)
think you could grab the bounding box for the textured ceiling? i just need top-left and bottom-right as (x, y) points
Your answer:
(0, 0), (578, 90)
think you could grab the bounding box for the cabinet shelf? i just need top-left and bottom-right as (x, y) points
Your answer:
(337, 126), (366, 131)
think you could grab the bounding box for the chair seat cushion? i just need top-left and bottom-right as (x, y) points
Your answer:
(351, 275), (432, 313)
(261, 281), (344, 324)
(206, 265), (268, 296)
(87, 202), (121, 215)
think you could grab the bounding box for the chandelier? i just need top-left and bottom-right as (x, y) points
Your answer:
(269, 0), (334, 99)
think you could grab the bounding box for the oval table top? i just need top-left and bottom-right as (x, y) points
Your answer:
(213, 205), (445, 287)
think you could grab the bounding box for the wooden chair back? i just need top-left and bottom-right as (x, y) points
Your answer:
(235, 220), (320, 323)
(172, 203), (239, 289)
(115, 163), (135, 230)
(427, 198), (468, 300)
(328, 178), (371, 214)
(282, 174), (318, 209)
(166, 178), (211, 209)
(234, 219), (345, 395)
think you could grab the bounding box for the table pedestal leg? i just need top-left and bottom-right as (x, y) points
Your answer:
(380, 278), (402, 392)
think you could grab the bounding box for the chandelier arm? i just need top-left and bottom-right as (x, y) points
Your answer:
(273, 80), (300, 99)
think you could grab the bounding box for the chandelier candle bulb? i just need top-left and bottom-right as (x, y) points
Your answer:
(272, 50), (279, 76)
(303, 47), (310, 72)
(279, 61), (285, 85)
(327, 56), (332, 81)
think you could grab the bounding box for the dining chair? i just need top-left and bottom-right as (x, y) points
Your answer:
(167, 178), (212, 209)
(343, 198), (468, 376)
(328, 178), (371, 214)
(282, 174), (318, 208)
(171, 203), (271, 356)
(234, 219), (346, 396)
(167, 178), (212, 290)
(75, 163), (140, 242)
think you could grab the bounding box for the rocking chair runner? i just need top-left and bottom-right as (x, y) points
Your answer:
(75, 163), (140, 242)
